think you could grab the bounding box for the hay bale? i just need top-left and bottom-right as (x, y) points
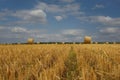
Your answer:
(37, 42), (40, 44)
(113, 42), (116, 44)
(84, 36), (92, 44)
(105, 42), (109, 44)
(27, 38), (34, 44)
(73, 42), (76, 44)
(55, 42), (58, 44)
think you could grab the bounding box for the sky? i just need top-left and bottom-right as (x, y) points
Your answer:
(0, 0), (120, 43)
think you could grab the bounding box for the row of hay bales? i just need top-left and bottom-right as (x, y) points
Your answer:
(27, 36), (92, 44)
(27, 37), (118, 44)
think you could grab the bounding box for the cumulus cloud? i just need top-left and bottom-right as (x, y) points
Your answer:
(34, 34), (66, 42)
(0, 6), (47, 26)
(100, 27), (120, 34)
(92, 27), (120, 42)
(79, 16), (120, 26)
(34, 2), (83, 23)
(33, 29), (85, 42)
(0, 26), (47, 43)
(0, 0), (84, 26)
(0, 26), (24, 41)
(0, 1), (82, 26)
(11, 27), (28, 33)
(13, 9), (47, 24)
(91, 16), (112, 23)
(0, 27), (86, 43)
(54, 16), (63, 21)
(59, 29), (85, 41)
(0, 26), (37, 37)
(0, 26), (30, 33)
(35, 29), (85, 42)
(36, 2), (81, 15)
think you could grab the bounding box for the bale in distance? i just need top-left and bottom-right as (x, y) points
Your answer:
(84, 36), (92, 44)
(56, 42), (58, 44)
(37, 42), (40, 44)
(17, 42), (21, 45)
(105, 42), (109, 44)
(73, 42), (76, 44)
(113, 42), (116, 44)
(62, 42), (65, 44)
(95, 42), (98, 44)
(27, 38), (34, 44)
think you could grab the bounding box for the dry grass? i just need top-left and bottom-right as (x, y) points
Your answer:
(0, 44), (120, 80)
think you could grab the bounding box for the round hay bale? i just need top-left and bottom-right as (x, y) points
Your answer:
(105, 42), (109, 44)
(84, 36), (92, 44)
(27, 38), (34, 44)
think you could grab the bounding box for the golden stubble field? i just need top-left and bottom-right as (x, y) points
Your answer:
(0, 44), (120, 80)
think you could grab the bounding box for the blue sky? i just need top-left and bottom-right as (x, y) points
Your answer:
(0, 0), (120, 43)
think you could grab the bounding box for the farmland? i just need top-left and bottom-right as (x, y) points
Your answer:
(0, 44), (120, 80)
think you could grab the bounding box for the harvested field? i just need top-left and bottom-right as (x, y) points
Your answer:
(0, 44), (120, 80)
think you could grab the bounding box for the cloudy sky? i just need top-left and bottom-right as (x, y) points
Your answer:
(0, 0), (120, 43)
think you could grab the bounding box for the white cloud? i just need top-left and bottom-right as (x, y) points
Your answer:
(34, 34), (66, 42)
(55, 16), (63, 21)
(0, 26), (26, 40)
(78, 15), (120, 41)
(61, 29), (85, 41)
(0, 9), (47, 26)
(34, 2), (83, 23)
(1, 26), (119, 42)
(34, 29), (85, 42)
(2, 26), (119, 42)
(0, 26), (46, 43)
(13, 9), (47, 24)
(62, 29), (85, 36)
(11, 27), (27, 33)
(36, 2), (81, 15)
(0, 1), (82, 26)
(79, 16), (120, 26)
(96, 4), (104, 8)
(0, 26), (5, 29)
(90, 16), (112, 23)
(92, 4), (104, 9)
(91, 27), (120, 42)
(100, 27), (120, 34)
(60, 0), (74, 3)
